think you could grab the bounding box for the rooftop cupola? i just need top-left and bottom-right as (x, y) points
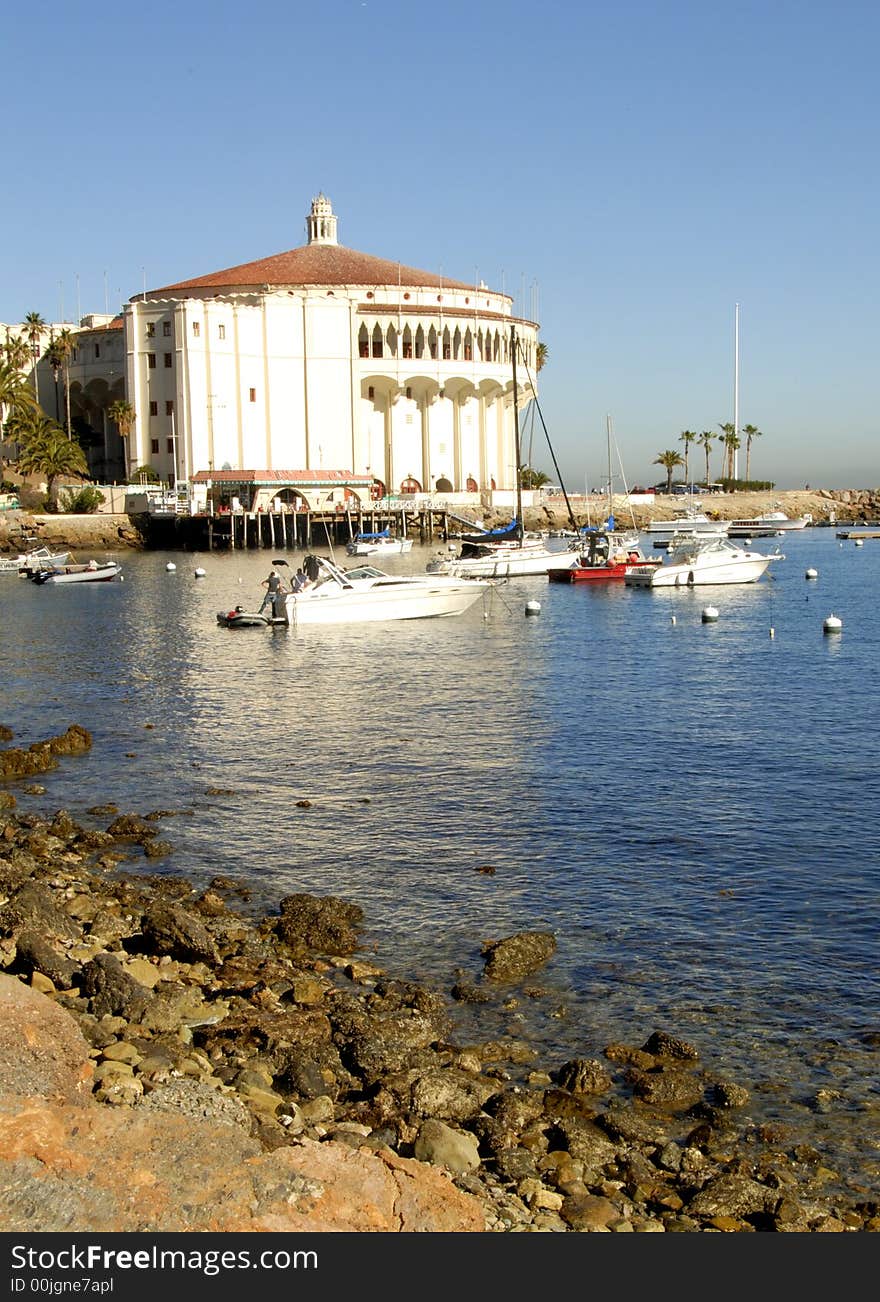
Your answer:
(307, 193), (338, 246)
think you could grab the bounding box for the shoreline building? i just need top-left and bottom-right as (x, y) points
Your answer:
(121, 194), (540, 506)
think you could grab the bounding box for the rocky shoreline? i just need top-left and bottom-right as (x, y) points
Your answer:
(1, 727), (877, 1233)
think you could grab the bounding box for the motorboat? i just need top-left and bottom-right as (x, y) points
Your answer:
(1, 545), (71, 576)
(548, 526), (660, 584)
(550, 418), (661, 584)
(624, 535), (782, 588)
(346, 529), (414, 557)
(726, 506), (813, 537)
(31, 560), (122, 585)
(217, 554), (489, 626)
(642, 503), (729, 549)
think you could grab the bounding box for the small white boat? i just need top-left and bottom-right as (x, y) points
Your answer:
(625, 536), (780, 588)
(32, 560), (122, 585)
(346, 529), (414, 557)
(1, 545), (71, 576)
(642, 504), (729, 548)
(726, 506), (813, 537)
(218, 555), (489, 626)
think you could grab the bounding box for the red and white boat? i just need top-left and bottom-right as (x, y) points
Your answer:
(549, 529), (661, 584)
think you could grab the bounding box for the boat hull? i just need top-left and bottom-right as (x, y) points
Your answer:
(33, 562), (122, 585)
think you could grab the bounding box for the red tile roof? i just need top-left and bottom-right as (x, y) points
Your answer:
(152, 244), (475, 295)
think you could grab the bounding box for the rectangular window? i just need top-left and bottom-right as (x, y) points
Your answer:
(164, 353), (172, 368)
(149, 401), (158, 416)
(193, 321), (200, 337)
(166, 438), (174, 453)
(95, 344), (100, 359)
(148, 354), (156, 369)
(151, 439), (159, 453)
(165, 400), (174, 415)
(146, 323), (155, 338)
(218, 324), (226, 340)
(163, 322), (171, 336)
(249, 388), (256, 403)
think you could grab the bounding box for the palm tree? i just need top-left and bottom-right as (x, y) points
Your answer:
(0, 361), (37, 433)
(55, 328), (75, 438)
(718, 423), (741, 481)
(107, 399), (135, 478)
(742, 423), (761, 480)
(23, 311), (46, 406)
(653, 449), (684, 493)
(535, 341), (549, 372)
(47, 332), (64, 425)
(15, 412), (88, 511)
(697, 430), (715, 486)
(4, 334), (31, 371)
(679, 430), (697, 485)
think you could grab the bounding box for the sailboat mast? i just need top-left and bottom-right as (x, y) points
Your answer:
(733, 302), (740, 483)
(606, 414), (613, 527)
(511, 324), (523, 541)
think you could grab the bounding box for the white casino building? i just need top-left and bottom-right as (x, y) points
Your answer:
(122, 195), (539, 505)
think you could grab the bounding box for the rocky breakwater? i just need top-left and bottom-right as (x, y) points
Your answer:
(1, 727), (878, 1234)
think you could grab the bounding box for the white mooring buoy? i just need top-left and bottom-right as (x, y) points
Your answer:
(165, 562), (176, 572)
(855, 539), (864, 547)
(701, 605), (719, 623)
(769, 627), (775, 638)
(194, 567), (206, 578)
(525, 600), (541, 617)
(823, 614), (843, 635)
(805, 567), (818, 579)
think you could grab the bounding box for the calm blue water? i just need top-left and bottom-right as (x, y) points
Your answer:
(2, 530), (878, 1191)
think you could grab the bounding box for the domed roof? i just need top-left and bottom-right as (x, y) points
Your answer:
(152, 243), (473, 296)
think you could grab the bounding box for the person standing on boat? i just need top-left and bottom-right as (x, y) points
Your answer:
(259, 569), (282, 613)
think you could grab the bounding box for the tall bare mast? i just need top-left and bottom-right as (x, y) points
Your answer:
(733, 303), (740, 482)
(511, 325), (523, 542)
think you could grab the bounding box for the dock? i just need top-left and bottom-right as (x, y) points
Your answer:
(137, 503), (457, 552)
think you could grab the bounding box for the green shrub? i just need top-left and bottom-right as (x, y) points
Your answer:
(59, 486), (106, 514)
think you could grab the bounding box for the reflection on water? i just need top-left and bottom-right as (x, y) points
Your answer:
(2, 532), (879, 1185)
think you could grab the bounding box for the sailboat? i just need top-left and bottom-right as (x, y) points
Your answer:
(549, 416), (660, 584)
(425, 326), (580, 578)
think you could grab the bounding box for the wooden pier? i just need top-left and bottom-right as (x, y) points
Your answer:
(140, 504), (457, 553)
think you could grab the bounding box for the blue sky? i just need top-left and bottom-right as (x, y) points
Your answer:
(3, 0), (877, 489)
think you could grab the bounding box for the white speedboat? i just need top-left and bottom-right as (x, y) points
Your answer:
(217, 555), (489, 626)
(642, 503), (729, 548)
(625, 536), (781, 587)
(726, 506), (813, 537)
(346, 529), (414, 557)
(32, 560), (122, 585)
(1, 545), (71, 575)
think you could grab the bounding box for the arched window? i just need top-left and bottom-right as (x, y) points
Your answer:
(358, 325), (370, 359)
(466, 476), (478, 492)
(463, 328), (473, 361)
(402, 326), (413, 359)
(372, 325), (383, 358)
(428, 326), (438, 360)
(415, 325), (425, 359)
(370, 479), (385, 501)
(400, 476), (421, 493)
(453, 326), (462, 360)
(442, 327), (451, 360)
(386, 324), (397, 357)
